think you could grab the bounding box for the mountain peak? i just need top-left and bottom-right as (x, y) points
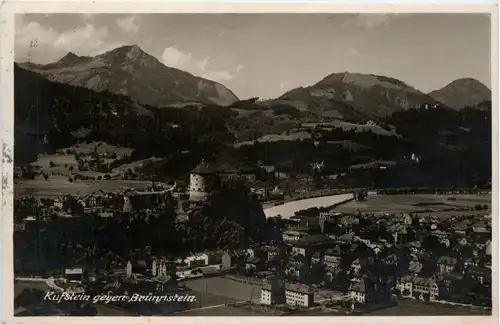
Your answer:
(58, 52), (89, 64)
(20, 44), (239, 107)
(428, 78), (491, 110)
(61, 52), (78, 59)
(98, 44), (151, 64)
(315, 71), (415, 92)
(278, 71), (440, 120)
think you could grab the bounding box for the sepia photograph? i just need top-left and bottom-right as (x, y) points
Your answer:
(1, 4), (497, 320)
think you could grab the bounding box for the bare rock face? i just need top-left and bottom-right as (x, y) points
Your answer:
(17, 45), (239, 107)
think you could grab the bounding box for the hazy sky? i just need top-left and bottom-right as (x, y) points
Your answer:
(15, 13), (491, 99)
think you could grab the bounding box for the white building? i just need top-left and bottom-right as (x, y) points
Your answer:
(284, 284), (314, 307)
(65, 268), (83, 282)
(125, 261), (133, 277)
(261, 287), (274, 305)
(189, 160), (217, 201)
(185, 254), (209, 267)
(282, 230), (308, 242)
(396, 276), (440, 301)
(348, 279), (391, 306)
(152, 258), (176, 277)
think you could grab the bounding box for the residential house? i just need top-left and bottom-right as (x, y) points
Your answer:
(340, 216), (359, 228)
(151, 275), (179, 293)
(351, 257), (374, 274)
(240, 166), (257, 182)
(292, 246), (307, 257)
(348, 279), (390, 306)
(408, 261), (423, 276)
(54, 198), (63, 209)
(185, 254), (210, 268)
(282, 230), (308, 243)
(462, 257), (478, 269)
(311, 252), (322, 264)
(152, 258), (176, 277)
(337, 232), (355, 244)
(437, 256), (458, 273)
(289, 234), (336, 259)
(473, 222), (489, 233)
(300, 216), (321, 231)
(458, 237), (468, 245)
(396, 213), (412, 226)
(274, 171), (289, 180)
(284, 284), (314, 307)
(260, 282), (286, 305)
(246, 257), (265, 273)
(246, 247), (268, 261)
(464, 266), (491, 285)
(323, 247), (342, 269)
(65, 268), (84, 282)
(397, 276), (440, 301)
(83, 190), (109, 208)
(264, 246), (280, 260)
(221, 251), (244, 269)
(431, 230), (448, 239)
(354, 236), (371, 246)
(260, 165), (276, 174)
(452, 223), (468, 235)
(217, 164), (240, 181)
(207, 251), (224, 265)
(284, 262), (309, 281)
(324, 268), (349, 290)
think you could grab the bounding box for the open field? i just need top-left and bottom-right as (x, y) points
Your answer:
(333, 194), (491, 217)
(302, 120), (399, 137)
(57, 142), (134, 157)
(234, 131), (312, 148)
(15, 176), (153, 198)
(28, 154), (112, 178)
(366, 300), (492, 316)
(32, 154), (79, 168)
(184, 277), (260, 302)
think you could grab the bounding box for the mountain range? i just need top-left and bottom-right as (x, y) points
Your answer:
(13, 46), (492, 188)
(17, 45), (491, 120)
(17, 45), (239, 107)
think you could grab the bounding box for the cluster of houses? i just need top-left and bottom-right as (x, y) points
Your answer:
(14, 184), (191, 225)
(43, 201), (492, 314)
(227, 207), (491, 310)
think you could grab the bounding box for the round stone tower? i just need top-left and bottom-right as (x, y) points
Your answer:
(189, 160), (216, 201)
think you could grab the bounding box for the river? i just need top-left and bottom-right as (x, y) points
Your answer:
(263, 193), (354, 218)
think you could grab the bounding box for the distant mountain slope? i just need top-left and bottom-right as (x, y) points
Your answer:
(17, 45), (239, 107)
(428, 78), (491, 110)
(14, 63), (157, 163)
(275, 72), (445, 122)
